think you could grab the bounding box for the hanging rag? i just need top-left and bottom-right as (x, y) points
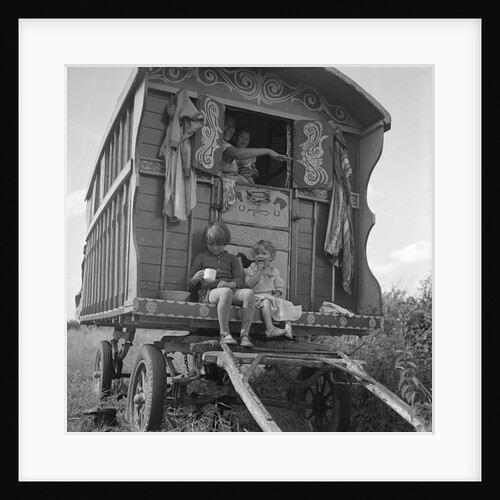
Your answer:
(221, 177), (237, 212)
(159, 90), (204, 222)
(319, 301), (354, 317)
(324, 129), (355, 294)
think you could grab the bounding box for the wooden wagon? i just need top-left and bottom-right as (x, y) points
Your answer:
(76, 66), (424, 431)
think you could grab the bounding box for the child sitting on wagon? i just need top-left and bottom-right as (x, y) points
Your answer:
(189, 221), (256, 348)
(244, 240), (302, 338)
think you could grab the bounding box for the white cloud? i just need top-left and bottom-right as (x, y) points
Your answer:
(369, 240), (432, 294)
(389, 241), (432, 264)
(66, 189), (86, 219)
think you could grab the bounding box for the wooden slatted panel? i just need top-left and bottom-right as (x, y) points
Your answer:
(90, 224), (96, 314)
(94, 168), (100, 210)
(96, 212), (103, 312)
(90, 220), (97, 313)
(103, 207), (110, 311)
(118, 182), (127, 305)
(127, 106), (133, 160)
(94, 219), (102, 313)
(99, 155), (106, 208)
(109, 201), (115, 310)
(85, 228), (97, 312)
(112, 135), (118, 184)
(122, 109), (129, 168)
(105, 146), (111, 193)
(83, 231), (92, 314)
(112, 195), (120, 308)
(117, 117), (123, 175)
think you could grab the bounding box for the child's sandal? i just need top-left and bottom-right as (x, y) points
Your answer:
(265, 326), (287, 338)
(239, 336), (254, 349)
(220, 333), (238, 346)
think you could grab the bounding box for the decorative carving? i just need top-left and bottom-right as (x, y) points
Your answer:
(195, 96), (223, 172)
(145, 300), (157, 313)
(350, 192), (360, 209)
(149, 67), (360, 128)
(297, 121), (330, 186)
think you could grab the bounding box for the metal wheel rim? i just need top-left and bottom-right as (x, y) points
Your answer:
(131, 360), (149, 430)
(93, 350), (103, 395)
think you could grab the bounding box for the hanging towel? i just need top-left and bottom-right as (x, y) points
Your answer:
(324, 129), (355, 294)
(159, 90), (204, 222)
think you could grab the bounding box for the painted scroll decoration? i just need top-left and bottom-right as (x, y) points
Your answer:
(293, 120), (334, 189)
(192, 94), (224, 175)
(149, 67), (360, 129)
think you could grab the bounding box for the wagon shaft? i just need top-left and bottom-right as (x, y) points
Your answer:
(215, 344), (282, 432)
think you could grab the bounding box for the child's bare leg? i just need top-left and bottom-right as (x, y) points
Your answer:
(209, 288), (233, 334)
(261, 300), (275, 331)
(260, 299), (287, 337)
(232, 288), (255, 337)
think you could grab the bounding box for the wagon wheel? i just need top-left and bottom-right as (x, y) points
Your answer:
(93, 340), (114, 401)
(126, 344), (166, 431)
(295, 367), (351, 432)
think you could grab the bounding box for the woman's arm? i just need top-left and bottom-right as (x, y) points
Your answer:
(223, 144), (292, 163)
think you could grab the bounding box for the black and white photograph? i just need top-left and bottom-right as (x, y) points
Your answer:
(20, 19), (481, 482)
(66, 64), (433, 435)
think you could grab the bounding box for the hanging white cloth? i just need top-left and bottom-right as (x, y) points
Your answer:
(159, 90), (204, 222)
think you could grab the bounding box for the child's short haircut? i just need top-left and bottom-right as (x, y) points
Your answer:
(203, 221), (231, 246)
(251, 240), (276, 258)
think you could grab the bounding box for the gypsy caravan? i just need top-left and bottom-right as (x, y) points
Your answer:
(76, 67), (420, 432)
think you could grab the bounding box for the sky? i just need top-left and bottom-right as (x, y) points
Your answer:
(66, 64), (433, 319)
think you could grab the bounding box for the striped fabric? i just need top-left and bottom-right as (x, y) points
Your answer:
(324, 130), (355, 294)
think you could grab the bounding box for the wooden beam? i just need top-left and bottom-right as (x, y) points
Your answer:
(335, 352), (428, 431)
(218, 344), (282, 432)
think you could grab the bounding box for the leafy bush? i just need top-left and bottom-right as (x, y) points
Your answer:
(349, 274), (432, 431)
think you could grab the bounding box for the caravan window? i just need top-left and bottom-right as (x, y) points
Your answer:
(224, 107), (291, 188)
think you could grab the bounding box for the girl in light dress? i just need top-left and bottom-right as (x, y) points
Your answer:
(244, 240), (302, 338)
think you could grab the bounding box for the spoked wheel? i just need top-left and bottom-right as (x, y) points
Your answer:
(93, 340), (114, 401)
(295, 367), (351, 432)
(126, 344), (166, 431)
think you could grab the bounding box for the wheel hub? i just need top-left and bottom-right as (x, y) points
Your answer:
(312, 393), (328, 416)
(134, 394), (145, 406)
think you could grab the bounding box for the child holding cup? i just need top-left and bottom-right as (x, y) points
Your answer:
(189, 221), (256, 348)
